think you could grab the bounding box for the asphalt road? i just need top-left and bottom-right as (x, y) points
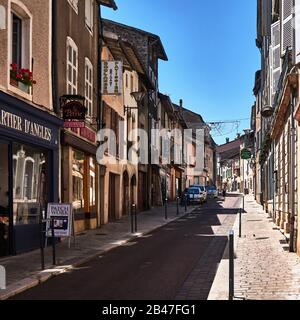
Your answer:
(12, 194), (241, 300)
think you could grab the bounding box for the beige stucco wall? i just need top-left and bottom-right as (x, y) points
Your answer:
(0, 0), (52, 109)
(101, 46), (138, 224)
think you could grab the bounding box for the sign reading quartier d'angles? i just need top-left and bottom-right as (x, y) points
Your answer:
(101, 61), (123, 95)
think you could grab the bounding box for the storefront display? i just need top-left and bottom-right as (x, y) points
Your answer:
(0, 91), (62, 256)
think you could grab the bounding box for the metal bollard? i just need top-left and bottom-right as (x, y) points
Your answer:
(134, 204), (137, 233)
(229, 230), (234, 300)
(51, 218), (56, 266)
(39, 215), (45, 271)
(165, 198), (168, 220)
(176, 197), (179, 216)
(131, 204), (134, 234)
(185, 195), (187, 212)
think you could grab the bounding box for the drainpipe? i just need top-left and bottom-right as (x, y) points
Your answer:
(51, 0), (61, 204)
(272, 140), (275, 221)
(98, 4), (103, 133)
(52, 0), (59, 115)
(97, 3), (104, 227)
(290, 91), (296, 252)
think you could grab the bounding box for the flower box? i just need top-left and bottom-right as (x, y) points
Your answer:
(10, 63), (36, 92)
(18, 81), (30, 94)
(10, 78), (18, 87)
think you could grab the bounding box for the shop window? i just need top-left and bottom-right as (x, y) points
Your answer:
(13, 144), (48, 225)
(23, 158), (34, 200)
(89, 157), (96, 207)
(72, 150), (97, 213)
(85, 58), (93, 119)
(66, 37), (78, 94)
(72, 150), (85, 212)
(0, 143), (9, 257)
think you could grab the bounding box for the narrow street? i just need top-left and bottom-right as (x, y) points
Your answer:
(11, 195), (241, 300)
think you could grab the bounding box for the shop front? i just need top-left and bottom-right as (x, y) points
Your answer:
(0, 91), (62, 256)
(61, 127), (99, 234)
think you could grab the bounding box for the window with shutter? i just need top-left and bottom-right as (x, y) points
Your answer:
(271, 21), (281, 104)
(281, 0), (294, 55)
(85, 0), (94, 32)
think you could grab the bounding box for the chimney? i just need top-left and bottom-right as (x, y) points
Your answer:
(237, 133), (241, 139)
(226, 138), (230, 144)
(179, 99), (183, 113)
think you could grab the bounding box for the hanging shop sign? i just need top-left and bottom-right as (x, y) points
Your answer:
(64, 121), (85, 129)
(101, 60), (123, 95)
(46, 203), (74, 238)
(241, 148), (252, 160)
(63, 100), (86, 120)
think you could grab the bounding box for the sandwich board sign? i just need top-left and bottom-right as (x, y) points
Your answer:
(46, 203), (75, 247)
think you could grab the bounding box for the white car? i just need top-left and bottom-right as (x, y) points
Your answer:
(187, 187), (205, 204)
(206, 186), (218, 198)
(191, 185), (207, 202)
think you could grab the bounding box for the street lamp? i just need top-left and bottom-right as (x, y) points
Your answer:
(123, 91), (146, 116)
(124, 91), (146, 163)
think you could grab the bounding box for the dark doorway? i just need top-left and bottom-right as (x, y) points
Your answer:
(109, 173), (117, 222)
(0, 142), (9, 257)
(122, 171), (129, 217)
(138, 171), (147, 212)
(130, 175), (136, 208)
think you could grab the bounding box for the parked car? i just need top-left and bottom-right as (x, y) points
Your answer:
(206, 185), (218, 198)
(191, 185), (207, 202)
(186, 187), (205, 204)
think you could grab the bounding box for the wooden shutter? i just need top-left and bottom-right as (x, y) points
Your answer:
(85, 0), (92, 29)
(271, 21), (281, 104)
(281, 0), (294, 55)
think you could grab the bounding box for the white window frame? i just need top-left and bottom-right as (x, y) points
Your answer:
(68, 0), (78, 14)
(85, 58), (93, 119)
(0, 5), (6, 30)
(85, 0), (94, 33)
(8, 1), (33, 99)
(66, 37), (78, 95)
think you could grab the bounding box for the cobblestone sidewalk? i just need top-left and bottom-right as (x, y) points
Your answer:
(0, 202), (196, 300)
(208, 195), (300, 300)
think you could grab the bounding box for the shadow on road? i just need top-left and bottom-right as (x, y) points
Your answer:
(11, 195), (242, 301)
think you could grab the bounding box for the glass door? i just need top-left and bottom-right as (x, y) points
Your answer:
(0, 142), (9, 257)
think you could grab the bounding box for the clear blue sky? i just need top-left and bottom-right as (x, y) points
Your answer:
(102, 0), (260, 145)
